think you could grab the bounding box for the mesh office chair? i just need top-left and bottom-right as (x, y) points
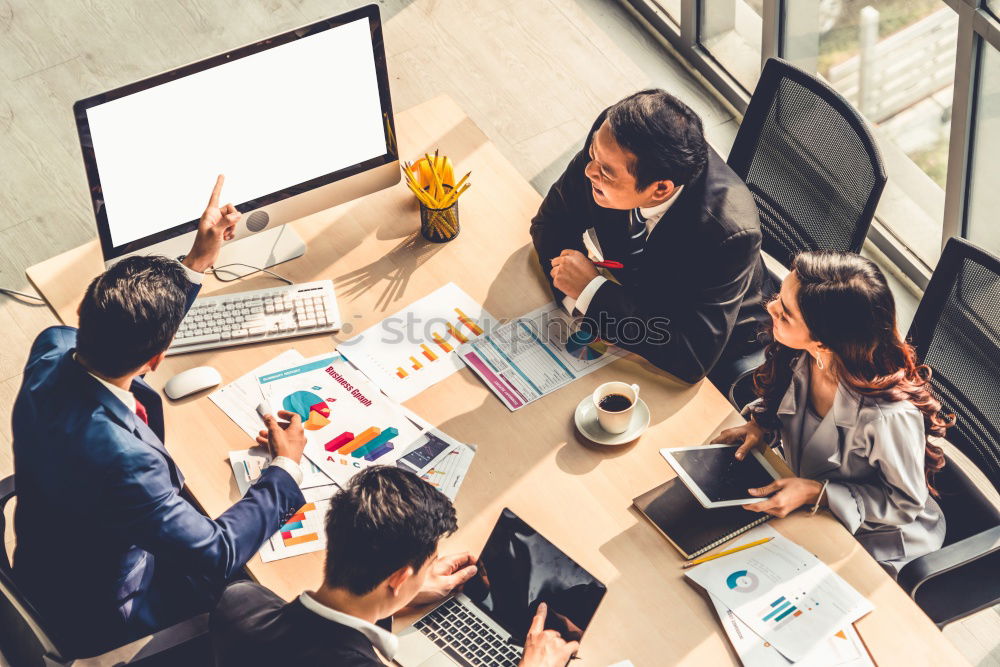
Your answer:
(896, 238), (1000, 626)
(0, 475), (211, 666)
(713, 57), (888, 407)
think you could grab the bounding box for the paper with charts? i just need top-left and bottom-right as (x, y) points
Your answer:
(259, 486), (336, 562)
(209, 349), (306, 441)
(458, 302), (626, 410)
(711, 593), (872, 667)
(397, 425), (476, 501)
(257, 355), (423, 488)
(684, 527), (874, 662)
(338, 282), (495, 402)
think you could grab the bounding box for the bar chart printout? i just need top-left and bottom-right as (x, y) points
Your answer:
(339, 282), (496, 402)
(684, 527), (874, 662)
(259, 487), (334, 562)
(458, 302), (625, 411)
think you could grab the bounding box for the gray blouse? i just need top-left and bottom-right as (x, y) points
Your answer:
(750, 353), (945, 576)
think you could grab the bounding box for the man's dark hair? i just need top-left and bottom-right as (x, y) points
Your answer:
(324, 466), (457, 595)
(76, 256), (190, 377)
(605, 89), (708, 190)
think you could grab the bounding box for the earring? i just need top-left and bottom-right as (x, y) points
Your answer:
(815, 353), (825, 370)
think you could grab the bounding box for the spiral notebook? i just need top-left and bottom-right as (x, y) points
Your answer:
(632, 477), (771, 560)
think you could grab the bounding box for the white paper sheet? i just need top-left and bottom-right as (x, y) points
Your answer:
(339, 283), (496, 402)
(258, 485), (338, 562)
(209, 349), (305, 440)
(458, 302), (625, 410)
(228, 446), (336, 493)
(685, 528), (873, 662)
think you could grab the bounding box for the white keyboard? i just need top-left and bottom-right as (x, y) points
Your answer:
(167, 280), (340, 355)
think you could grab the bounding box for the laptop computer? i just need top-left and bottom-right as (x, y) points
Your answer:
(395, 508), (607, 667)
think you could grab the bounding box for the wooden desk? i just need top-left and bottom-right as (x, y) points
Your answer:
(26, 96), (965, 666)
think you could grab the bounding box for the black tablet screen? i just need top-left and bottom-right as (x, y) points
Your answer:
(671, 447), (775, 502)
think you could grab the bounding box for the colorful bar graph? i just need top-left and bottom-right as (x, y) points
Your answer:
(455, 308), (484, 335)
(352, 427), (399, 458)
(283, 533), (319, 547)
(421, 344), (439, 362)
(363, 442), (395, 462)
(396, 367), (408, 379)
(432, 332), (453, 353)
(410, 356), (423, 370)
(763, 601), (791, 622)
(774, 606), (799, 622)
(280, 521), (303, 532)
(447, 322), (468, 344)
(337, 427), (382, 455)
(324, 432), (355, 452)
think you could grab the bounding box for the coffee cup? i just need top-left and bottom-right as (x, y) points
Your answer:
(592, 382), (640, 434)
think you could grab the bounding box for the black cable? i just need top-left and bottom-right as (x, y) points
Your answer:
(0, 287), (45, 302)
(208, 262), (293, 285)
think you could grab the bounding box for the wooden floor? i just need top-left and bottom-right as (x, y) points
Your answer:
(0, 0), (996, 664)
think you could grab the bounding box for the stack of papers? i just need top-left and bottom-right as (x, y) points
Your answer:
(212, 350), (477, 561)
(685, 525), (874, 664)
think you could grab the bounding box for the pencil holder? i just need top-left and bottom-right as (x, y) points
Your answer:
(419, 195), (460, 243)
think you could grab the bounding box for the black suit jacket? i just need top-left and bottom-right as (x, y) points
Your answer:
(530, 113), (770, 383)
(211, 582), (391, 667)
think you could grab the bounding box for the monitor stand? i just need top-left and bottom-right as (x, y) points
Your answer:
(211, 224), (306, 279)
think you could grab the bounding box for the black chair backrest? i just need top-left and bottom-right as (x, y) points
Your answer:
(728, 57), (887, 268)
(909, 238), (1000, 494)
(0, 475), (69, 666)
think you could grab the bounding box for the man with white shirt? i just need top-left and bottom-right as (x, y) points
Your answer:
(531, 90), (770, 384)
(211, 466), (578, 667)
(11, 176), (308, 657)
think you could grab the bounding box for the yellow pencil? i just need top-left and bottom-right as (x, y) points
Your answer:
(681, 537), (772, 569)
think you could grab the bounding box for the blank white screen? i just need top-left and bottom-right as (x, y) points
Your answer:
(87, 17), (387, 248)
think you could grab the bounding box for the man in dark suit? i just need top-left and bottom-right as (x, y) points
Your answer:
(211, 466), (576, 667)
(532, 89), (770, 384)
(11, 176), (308, 657)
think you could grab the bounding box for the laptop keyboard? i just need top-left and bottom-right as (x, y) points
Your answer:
(415, 597), (523, 667)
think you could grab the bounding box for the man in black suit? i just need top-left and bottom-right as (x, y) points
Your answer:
(211, 466), (576, 667)
(531, 89), (769, 384)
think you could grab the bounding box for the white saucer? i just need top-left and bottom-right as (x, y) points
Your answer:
(574, 395), (650, 445)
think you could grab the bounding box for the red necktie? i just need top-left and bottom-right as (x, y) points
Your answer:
(135, 398), (149, 425)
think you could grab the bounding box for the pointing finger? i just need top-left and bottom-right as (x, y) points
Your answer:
(529, 602), (547, 636)
(208, 174), (224, 208)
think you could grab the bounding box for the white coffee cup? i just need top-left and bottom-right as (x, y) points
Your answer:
(592, 382), (640, 434)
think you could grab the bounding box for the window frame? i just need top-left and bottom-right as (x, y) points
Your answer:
(619, 0), (1000, 289)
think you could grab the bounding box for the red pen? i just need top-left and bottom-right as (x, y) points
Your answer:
(593, 260), (624, 269)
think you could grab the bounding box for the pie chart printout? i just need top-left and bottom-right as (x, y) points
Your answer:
(565, 330), (608, 361)
(283, 390), (331, 430)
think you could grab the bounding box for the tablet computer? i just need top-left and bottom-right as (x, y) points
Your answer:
(660, 444), (781, 508)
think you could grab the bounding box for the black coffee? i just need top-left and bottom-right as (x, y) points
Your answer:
(599, 393), (632, 412)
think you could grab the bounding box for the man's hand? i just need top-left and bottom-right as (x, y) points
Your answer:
(520, 603), (579, 667)
(183, 174), (241, 273)
(256, 410), (306, 464)
(550, 249), (599, 299)
(742, 478), (823, 518)
(408, 553), (478, 607)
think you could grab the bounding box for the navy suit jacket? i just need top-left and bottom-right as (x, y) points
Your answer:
(11, 281), (306, 657)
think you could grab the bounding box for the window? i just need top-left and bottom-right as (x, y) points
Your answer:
(622, 0), (1000, 287)
(784, 0), (958, 268)
(699, 0), (764, 91)
(964, 41), (1000, 254)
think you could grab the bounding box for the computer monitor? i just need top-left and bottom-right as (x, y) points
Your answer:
(73, 4), (398, 276)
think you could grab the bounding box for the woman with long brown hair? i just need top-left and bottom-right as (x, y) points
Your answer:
(714, 251), (951, 575)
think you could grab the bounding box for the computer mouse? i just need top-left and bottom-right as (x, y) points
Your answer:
(164, 366), (222, 400)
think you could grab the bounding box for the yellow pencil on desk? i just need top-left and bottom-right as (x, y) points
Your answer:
(682, 537), (772, 569)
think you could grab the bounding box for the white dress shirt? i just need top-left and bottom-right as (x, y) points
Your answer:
(78, 260), (303, 484)
(298, 592), (399, 660)
(563, 185), (684, 315)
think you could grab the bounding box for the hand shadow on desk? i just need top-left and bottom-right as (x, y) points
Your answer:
(334, 233), (444, 312)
